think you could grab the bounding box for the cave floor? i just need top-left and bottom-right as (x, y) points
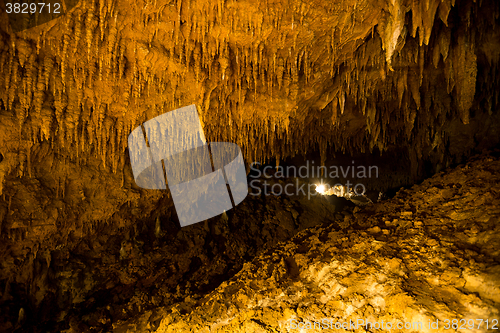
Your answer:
(130, 151), (500, 333)
(2, 151), (500, 332)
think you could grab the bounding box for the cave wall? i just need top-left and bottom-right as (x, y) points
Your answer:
(0, 0), (499, 329)
(0, 0), (498, 224)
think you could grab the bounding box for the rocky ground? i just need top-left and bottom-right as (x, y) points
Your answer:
(0, 163), (341, 332)
(116, 150), (500, 333)
(1, 150), (499, 332)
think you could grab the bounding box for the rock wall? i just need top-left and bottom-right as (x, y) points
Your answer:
(0, 0), (499, 330)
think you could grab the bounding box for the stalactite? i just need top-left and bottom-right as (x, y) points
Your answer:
(118, 45), (125, 80)
(439, 27), (451, 64)
(108, 14), (118, 67)
(86, 9), (95, 60)
(0, 50), (6, 89)
(99, 56), (103, 81)
(398, 68), (407, 108)
(409, 71), (421, 110)
(5, 53), (15, 111)
(73, 14), (82, 55)
(331, 98), (338, 125)
(452, 32), (477, 125)
(35, 34), (42, 56)
(41, 56), (52, 89)
(61, 34), (70, 91)
(0, 0), (494, 215)
(38, 106), (52, 142)
(99, 0), (106, 42)
(304, 50), (310, 83)
(378, 0), (404, 70)
(421, 0), (440, 46)
(432, 40), (441, 68)
(339, 91), (345, 114)
(11, 60), (22, 112)
(23, 54), (36, 113)
(277, 58), (284, 89)
(54, 90), (67, 140)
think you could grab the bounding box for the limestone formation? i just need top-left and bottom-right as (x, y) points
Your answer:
(0, 0), (499, 331)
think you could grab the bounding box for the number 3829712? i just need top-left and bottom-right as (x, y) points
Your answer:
(6, 3), (61, 14)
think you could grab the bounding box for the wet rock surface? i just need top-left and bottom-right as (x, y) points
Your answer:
(126, 151), (500, 333)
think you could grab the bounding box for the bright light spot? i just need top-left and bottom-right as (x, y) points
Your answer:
(316, 184), (326, 194)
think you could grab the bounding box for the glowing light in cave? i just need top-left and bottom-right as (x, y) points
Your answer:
(316, 184), (326, 194)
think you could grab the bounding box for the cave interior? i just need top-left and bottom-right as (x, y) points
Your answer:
(0, 0), (500, 331)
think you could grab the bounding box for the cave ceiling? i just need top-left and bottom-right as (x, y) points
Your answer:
(0, 0), (499, 178)
(0, 0), (498, 236)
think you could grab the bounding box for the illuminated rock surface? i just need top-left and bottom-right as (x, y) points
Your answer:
(149, 152), (500, 333)
(0, 0), (499, 331)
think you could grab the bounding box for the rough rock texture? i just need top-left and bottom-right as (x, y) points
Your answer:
(0, 0), (499, 331)
(0, 173), (340, 331)
(0, 0), (499, 235)
(120, 151), (500, 333)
